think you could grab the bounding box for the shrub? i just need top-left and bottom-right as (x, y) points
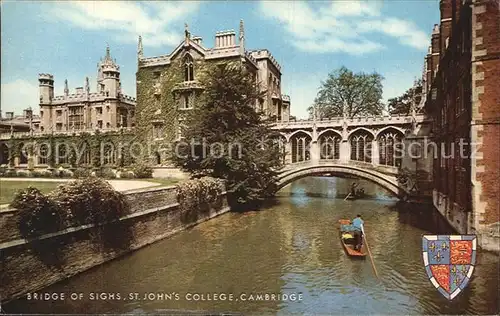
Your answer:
(176, 177), (224, 213)
(54, 168), (73, 178)
(73, 167), (92, 179)
(98, 167), (117, 179)
(11, 187), (64, 238)
(131, 163), (153, 178)
(32, 170), (54, 178)
(4, 169), (17, 177)
(0, 166), (6, 176)
(16, 170), (31, 177)
(50, 178), (130, 226)
(118, 170), (135, 179)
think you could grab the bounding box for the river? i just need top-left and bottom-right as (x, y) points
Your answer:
(4, 177), (499, 315)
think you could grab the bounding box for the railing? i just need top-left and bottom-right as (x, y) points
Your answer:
(272, 114), (425, 128)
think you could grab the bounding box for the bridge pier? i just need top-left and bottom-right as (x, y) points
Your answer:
(339, 141), (349, 163)
(371, 140), (379, 166)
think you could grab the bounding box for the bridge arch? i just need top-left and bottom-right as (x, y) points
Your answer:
(374, 126), (406, 139)
(277, 163), (409, 199)
(317, 128), (342, 138)
(286, 129), (313, 142)
(347, 127), (375, 139)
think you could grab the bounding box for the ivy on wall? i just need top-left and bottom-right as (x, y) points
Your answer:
(0, 130), (135, 169)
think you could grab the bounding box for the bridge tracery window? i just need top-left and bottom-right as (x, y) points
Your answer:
(350, 130), (373, 163)
(319, 132), (340, 160)
(291, 132), (311, 163)
(378, 130), (403, 167)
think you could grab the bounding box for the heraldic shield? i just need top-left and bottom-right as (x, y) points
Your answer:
(422, 235), (477, 300)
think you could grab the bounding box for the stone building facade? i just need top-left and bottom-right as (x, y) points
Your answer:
(38, 46), (136, 133)
(422, 0), (499, 250)
(0, 108), (40, 133)
(136, 20), (291, 143)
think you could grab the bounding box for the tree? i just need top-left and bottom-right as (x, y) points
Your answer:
(308, 66), (384, 119)
(388, 79), (423, 115)
(171, 62), (284, 207)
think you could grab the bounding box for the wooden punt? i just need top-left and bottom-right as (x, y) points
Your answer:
(339, 219), (367, 257)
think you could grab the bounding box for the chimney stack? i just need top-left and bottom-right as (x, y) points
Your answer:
(76, 87), (84, 94)
(215, 30), (236, 48)
(192, 36), (203, 45)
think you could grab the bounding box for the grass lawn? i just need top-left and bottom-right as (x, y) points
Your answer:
(0, 178), (182, 205)
(0, 181), (65, 205)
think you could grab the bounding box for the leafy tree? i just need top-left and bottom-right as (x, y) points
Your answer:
(171, 62), (284, 207)
(308, 66), (384, 119)
(388, 79), (423, 115)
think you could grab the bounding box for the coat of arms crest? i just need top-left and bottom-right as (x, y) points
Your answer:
(422, 235), (477, 300)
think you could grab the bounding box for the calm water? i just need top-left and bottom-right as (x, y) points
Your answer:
(5, 177), (499, 315)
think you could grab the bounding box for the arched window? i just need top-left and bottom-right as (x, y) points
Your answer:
(290, 132), (311, 163)
(184, 55), (194, 81)
(79, 141), (91, 165)
(319, 131), (341, 160)
(18, 142), (28, 164)
(57, 143), (69, 165)
(350, 130), (373, 163)
(103, 143), (115, 165)
(378, 130), (403, 167)
(0, 143), (9, 165)
(155, 151), (161, 165)
(37, 143), (49, 165)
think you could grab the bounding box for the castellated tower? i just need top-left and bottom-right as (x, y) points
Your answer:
(38, 74), (54, 104)
(97, 45), (120, 98)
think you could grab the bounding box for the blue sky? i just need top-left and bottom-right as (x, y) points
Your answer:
(1, 1), (439, 119)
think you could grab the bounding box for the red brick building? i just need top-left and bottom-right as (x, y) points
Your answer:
(423, 0), (499, 251)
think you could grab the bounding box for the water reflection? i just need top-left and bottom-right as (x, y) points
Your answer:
(5, 177), (499, 315)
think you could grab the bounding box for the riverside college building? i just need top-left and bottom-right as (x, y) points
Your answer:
(422, 0), (499, 248)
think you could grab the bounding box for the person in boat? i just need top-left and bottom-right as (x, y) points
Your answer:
(350, 182), (358, 196)
(351, 214), (364, 250)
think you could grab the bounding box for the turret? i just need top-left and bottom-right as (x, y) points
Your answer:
(138, 35), (143, 59)
(38, 73), (54, 104)
(97, 44), (120, 98)
(239, 19), (245, 56)
(440, 0), (453, 55)
(64, 79), (69, 98)
(431, 24), (440, 75)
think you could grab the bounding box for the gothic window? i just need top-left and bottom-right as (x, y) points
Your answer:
(378, 130), (403, 167)
(102, 143), (115, 165)
(290, 132), (311, 163)
(37, 143), (49, 165)
(0, 143), (9, 165)
(18, 143), (28, 164)
(79, 141), (91, 165)
(350, 130), (373, 163)
(57, 143), (68, 165)
(319, 131), (341, 160)
(184, 55), (194, 81)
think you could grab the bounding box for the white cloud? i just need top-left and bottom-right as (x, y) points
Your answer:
(259, 0), (429, 54)
(1, 79), (39, 115)
(48, 1), (201, 47)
